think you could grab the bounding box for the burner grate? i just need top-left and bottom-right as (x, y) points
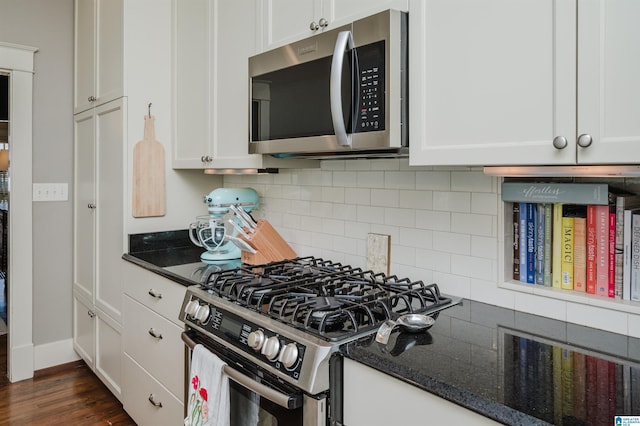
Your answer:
(200, 256), (458, 341)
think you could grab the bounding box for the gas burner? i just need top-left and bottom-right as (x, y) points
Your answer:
(197, 256), (460, 341)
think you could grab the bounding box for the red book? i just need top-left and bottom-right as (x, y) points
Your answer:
(586, 205), (598, 294)
(609, 212), (616, 298)
(595, 205), (609, 296)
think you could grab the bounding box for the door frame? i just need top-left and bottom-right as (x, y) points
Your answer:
(0, 42), (36, 382)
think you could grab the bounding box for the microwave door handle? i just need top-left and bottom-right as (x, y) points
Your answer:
(330, 31), (354, 147)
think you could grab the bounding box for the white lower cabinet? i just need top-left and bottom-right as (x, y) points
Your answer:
(123, 354), (184, 426)
(343, 358), (499, 425)
(122, 262), (187, 426)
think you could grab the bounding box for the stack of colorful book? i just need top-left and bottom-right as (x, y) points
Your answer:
(503, 182), (640, 300)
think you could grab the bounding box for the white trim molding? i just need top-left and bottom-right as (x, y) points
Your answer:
(0, 42), (38, 382)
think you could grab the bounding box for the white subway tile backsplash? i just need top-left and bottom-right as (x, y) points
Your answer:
(356, 205), (385, 224)
(416, 171), (451, 191)
(628, 313), (640, 339)
(390, 244), (416, 266)
(514, 293), (566, 321)
(300, 186), (322, 201)
(385, 171), (415, 189)
(370, 158), (401, 170)
(332, 203), (357, 221)
(321, 160), (346, 171)
(369, 224), (400, 242)
(433, 231), (470, 255)
(384, 207), (415, 227)
(356, 171), (385, 188)
(321, 218), (345, 236)
(451, 254), (495, 281)
(345, 188), (370, 205)
(451, 171), (494, 192)
(471, 192), (498, 215)
(451, 212), (494, 237)
(332, 235), (358, 254)
(344, 221), (371, 239)
(567, 302), (628, 335)
(371, 189), (399, 207)
(345, 160), (372, 171)
(416, 210), (450, 231)
(471, 236), (498, 260)
(321, 187), (345, 203)
(311, 232), (334, 250)
(399, 227), (433, 249)
(415, 249), (451, 273)
(433, 191), (471, 212)
(333, 171), (358, 187)
(399, 190), (433, 210)
(433, 272), (471, 299)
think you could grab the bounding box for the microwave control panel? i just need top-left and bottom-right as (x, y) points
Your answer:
(356, 40), (385, 133)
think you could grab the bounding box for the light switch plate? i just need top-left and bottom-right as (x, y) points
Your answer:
(33, 183), (68, 202)
(366, 233), (390, 275)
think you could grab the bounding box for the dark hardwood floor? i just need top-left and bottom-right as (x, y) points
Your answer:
(0, 334), (136, 425)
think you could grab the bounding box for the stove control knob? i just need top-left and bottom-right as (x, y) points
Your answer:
(194, 304), (210, 323)
(261, 336), (281, 360)
(247, 330), (265, 351)
(278, 343), (299, 369)
(184, 300), (200, 317)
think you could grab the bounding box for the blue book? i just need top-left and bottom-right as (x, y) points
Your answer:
(535, 203), (545, 285)
(519, 203), (528, 283)
(526, 203), (536, 283)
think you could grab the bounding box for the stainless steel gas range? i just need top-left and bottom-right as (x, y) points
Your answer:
(178, 256), (462, 425)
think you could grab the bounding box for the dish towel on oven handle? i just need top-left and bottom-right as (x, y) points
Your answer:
(185, 344), (230, 426)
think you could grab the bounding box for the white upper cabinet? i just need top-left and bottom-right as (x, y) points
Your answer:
(409, 0), (640, 166)
(409, 0), (576, 166)
(173, 0), (266, 169)
(173, 0), (316, 169)
(261, 0), (408, 51)
(74, 0), (124, 114)
(576, 0), (640, 164)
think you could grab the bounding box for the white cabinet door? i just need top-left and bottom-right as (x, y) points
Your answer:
(94, 99), (125, 322)
(576, 0), (640, 164)
(74, 0), (95, 113)
(173, 0), (269, 169)
(262, 0), (321, 50)
(343, 358), (500, 425)
(95, 309), (123, 401)
(409, 0), (576, 166)
(74, 0), (123, 114)
(261, 0), (408, 51)
(73, 109), (96, 302)
(73, 294), (96, 367)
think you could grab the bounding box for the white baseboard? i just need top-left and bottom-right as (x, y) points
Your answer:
(34, 338), (81, 371)
(9, 342), (34, 382)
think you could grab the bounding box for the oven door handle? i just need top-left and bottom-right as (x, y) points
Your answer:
(181, 332), (299, 410)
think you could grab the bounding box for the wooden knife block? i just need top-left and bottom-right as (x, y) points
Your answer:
(239, 219), (297, 264)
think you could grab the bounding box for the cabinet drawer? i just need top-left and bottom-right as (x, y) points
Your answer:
(124, 295), (185, 398)
(123, 354), (183, 426)
(123, 262), (186, 324)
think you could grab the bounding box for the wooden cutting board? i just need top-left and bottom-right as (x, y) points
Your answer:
(132, 115), (166, 217)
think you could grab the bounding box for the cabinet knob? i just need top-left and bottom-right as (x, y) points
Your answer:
(318, 18), (328, 29)
(577, 133), (593, 148)
(148, 328), (163, 340)
(87, 310), (96, 318)
(87, 203), (96, 209)
(148, 394), (163, 408)
(88, 96), (96, 102)
(148, 289), (163, 299)
(201, 155), (213, 163)
(552, 136), (567, 150)
(310, 21), (319, 31)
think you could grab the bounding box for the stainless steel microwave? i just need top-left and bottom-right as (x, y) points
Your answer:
(249, 9), (408, 159)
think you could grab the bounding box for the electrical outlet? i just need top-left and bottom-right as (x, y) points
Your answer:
(33, 183), (69, 202)
(366, 233), (390, 275)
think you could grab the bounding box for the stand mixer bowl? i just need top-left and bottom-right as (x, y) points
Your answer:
(189, 188), (259, 263)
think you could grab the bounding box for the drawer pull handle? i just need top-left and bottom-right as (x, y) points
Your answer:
(148, 289), (163, 299)
(148, 328), (163, 340)
(148, 394), (163, 408)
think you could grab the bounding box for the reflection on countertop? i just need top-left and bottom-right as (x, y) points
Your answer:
(343, 300), (640, 425)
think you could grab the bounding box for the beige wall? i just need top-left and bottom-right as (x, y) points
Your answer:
(0, 0), (74, 345)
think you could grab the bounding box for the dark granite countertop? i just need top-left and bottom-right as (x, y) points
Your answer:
(342, 300), (640, 425)
(124, 230), (640, 425)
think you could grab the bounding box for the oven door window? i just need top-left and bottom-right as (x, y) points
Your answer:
(230, 379), (302, 425)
